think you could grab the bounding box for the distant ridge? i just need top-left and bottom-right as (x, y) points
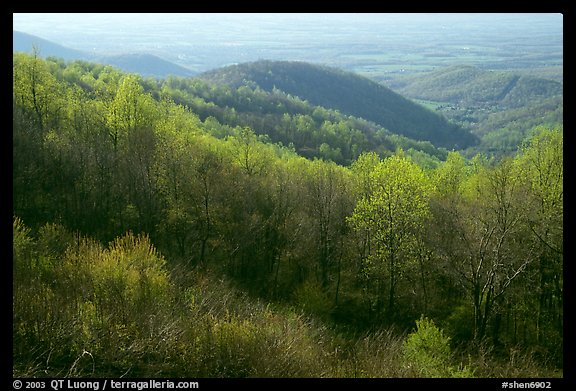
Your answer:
(100, 53), (196, 78)
(13, 30), (89, 61)
(200, 60), (478, 149)
(387, 65), (562, 108)
(13, 30), (196, 78)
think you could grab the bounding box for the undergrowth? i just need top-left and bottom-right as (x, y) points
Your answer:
(13, 218), (561, 378)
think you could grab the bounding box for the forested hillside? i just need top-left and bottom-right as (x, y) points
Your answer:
(199, 60), (479, 150)
(160, 73), (447, 166)
(389, 65), (562, 107)
(387, 65), (563, 156)
(13, 53), (563, 378)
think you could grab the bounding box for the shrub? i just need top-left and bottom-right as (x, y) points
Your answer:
(13, 216), (33, 265)
(402, 315), (474, 378)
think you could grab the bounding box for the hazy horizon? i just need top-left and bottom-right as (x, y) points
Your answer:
(13, 13), (563, 78)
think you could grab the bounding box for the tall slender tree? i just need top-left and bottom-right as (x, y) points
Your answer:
(348, 153), (433, 320)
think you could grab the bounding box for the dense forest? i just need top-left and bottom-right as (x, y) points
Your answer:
(200, 60), (479, 150)
(13, 52), (563, 378)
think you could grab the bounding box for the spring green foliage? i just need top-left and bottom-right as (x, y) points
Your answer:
(402, 316), (474, 377)
(348, 153), (433, 319)
(161, 67), (451, 165)
(13, 54), (562, 378)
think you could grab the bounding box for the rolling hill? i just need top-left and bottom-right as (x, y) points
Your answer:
(101, 53), (196, 78)
(13, 30), (196, 78)
(387, 65), (562, 108)
(199, 60), (478, 150)
(13, 30), (88, 61)
(383, 65), (563, 155)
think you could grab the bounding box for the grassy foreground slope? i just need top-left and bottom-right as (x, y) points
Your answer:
(13, 219), (559, 378)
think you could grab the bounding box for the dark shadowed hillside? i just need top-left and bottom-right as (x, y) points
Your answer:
(199, 60), (478, 149)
